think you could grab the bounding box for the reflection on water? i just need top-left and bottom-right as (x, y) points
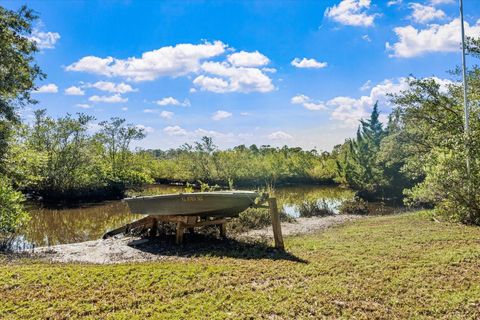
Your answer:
(20, 184), (402, 247)
(25, 201), (142, 248)
(274, 185), (354, 217)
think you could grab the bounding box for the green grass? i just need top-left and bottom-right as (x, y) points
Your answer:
(1, 212), (480, 319)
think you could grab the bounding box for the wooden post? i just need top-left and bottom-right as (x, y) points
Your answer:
(149, 217), (158, 236)
(176, 222), (185, 244)
(219, 223), (227, 238)
(268, 197), (284, 250)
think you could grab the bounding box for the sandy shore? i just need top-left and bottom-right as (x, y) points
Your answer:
(35, 214), (364, 264)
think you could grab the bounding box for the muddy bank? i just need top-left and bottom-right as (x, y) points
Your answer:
(35, 214), (364, 264)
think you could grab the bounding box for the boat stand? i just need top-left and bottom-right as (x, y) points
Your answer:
(103, 215), (229, 244)
(103, 195), (284, 249)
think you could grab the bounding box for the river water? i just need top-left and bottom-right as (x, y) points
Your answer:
(19, 185), (403, 248)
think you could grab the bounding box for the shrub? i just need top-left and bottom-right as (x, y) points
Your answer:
(405, 145), (480, 225)
(338, 197), (370, 215)
(228, 208), (295, 233)
(0, 179), (30, 251)
(298, 199), (334, 217)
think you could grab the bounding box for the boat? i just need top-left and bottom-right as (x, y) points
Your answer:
(124, 191), (258, 217)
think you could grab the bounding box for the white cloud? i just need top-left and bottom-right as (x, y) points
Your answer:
(291, 94), (327, 111)
(75, 104), (92, 109)
(121, 107), (128, 111)
(88, 81), (137, 93)
(326, 77), (455, 127)
(34, 83), (58, 93)
(387, 19), (480, 58)
(360, 80), (372, 91)
(156, 97), (190, 106)
(362, 34), (372, 42)
(143, 109), (157, 113)
(194, 61), (274, 93)
(66, 41), (226, 82)
(88, 94), (127, 103)
(429, 0), (454, 5)
(65, 86), (85, 96)
(324, 0), (377, 27)
(387, 0), (402, 6)
(28, 29), (60, 49)
(409, 3), (446, 24)
(227, 51), (270, 67)
(240, 112), (252, 116)
(212, 110), (232, 121)
(135, 124), (154, 134)
(164, 125), (187, 136)
(194, 128), (234, 139)
(268, 131), (293, 140)
(291, 58), (327, 69)
(160, 111), (174, 119)
(328, 78), (411, 127)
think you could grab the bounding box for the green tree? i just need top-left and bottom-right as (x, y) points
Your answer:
(0, 5), (44, 169)
(97, 117), (151, 188)
(338, 103), (388, 198)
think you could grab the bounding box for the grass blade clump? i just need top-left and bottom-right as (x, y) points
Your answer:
(298, 199), (334, 217)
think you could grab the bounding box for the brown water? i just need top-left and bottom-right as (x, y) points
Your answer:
(19, 185), (402, 248)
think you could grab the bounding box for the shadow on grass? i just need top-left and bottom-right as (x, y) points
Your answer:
(127, 233), (307, 263)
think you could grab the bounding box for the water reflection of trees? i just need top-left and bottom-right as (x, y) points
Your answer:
(25, 202), (141, 247)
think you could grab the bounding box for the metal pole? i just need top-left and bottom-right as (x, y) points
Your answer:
(459, 0), (470, 176)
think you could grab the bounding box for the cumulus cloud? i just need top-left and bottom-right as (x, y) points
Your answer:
(28, 29), (60, 49)
(212, 110), (232, 121)
(66, 41), (227, 82)
(268, 131), (293, 140)
(89, 94), (127, 103)
(409, 3), (446, 24)
(324, 0), (377, 27)
(291, 58), (327, 69)
(160, 111), (174, 119)
(193, 61), (274, 93)
(65, 86), (85, 96)
(87, 81), (137, 93)
(156, 97), (190, 106)
(387, 19), (480, 58)
(291, 94), (327, 111)
(66, 41), (274, 94)
(163, 125), (187, 136)
(326, 77), (455, 127)
(34, 83), (58, 93)
(227, 51), (270, 67)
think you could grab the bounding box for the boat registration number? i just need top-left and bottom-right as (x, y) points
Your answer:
(181, 196), (204, 202)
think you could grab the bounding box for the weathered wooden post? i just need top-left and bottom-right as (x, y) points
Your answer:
(268, 196), (284, 250)
(176, 222), (185, 244)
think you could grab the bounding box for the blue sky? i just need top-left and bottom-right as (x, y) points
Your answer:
(2, 0), (480, 150)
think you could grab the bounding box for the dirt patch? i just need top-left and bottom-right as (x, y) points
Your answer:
(35, 214), (364, 264)
(242, 214), (363, 239)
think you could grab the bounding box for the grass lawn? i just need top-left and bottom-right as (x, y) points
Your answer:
(1, 212), (480, 319)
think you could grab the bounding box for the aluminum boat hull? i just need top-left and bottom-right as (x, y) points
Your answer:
(124, 191), (258, 217)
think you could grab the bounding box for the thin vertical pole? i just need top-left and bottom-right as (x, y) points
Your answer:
(459, 0), (470, 177)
